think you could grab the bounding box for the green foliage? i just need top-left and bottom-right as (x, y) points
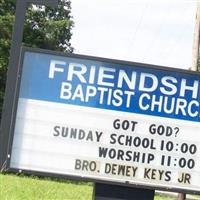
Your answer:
(0, 0), (15, 117)
(24, 0), (73, 52)
(0, 0), (73, 117)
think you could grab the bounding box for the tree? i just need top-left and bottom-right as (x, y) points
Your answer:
(0, 0), (73, 117)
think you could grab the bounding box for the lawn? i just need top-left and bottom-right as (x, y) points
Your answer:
(0, 174), (92, 200)
(0, 173), (189, 200)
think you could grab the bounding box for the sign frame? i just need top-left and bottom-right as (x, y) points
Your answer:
(1, 46), (200, 195)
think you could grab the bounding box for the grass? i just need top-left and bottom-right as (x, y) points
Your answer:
(154, 194), (175, 200)
(0, 174), (93, 200)
(0, 173), (197, 200)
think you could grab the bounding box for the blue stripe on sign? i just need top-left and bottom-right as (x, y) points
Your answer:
(19, 51), (200, 122)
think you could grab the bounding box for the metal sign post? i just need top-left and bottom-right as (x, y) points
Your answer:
(93, 183), (154, 200)
(0, 0), (58, 170)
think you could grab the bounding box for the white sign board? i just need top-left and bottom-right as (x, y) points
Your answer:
(9, 48), (200, 193)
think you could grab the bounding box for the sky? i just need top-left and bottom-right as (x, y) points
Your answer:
(71, 0), (197, 70)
